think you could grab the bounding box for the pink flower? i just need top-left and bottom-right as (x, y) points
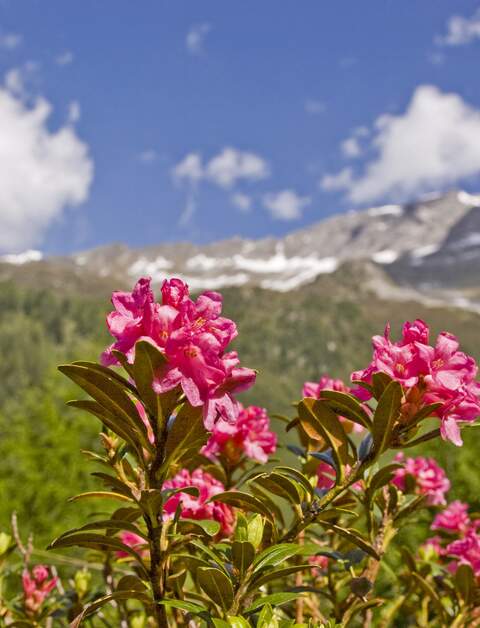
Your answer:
(432, 500), (471, 533)
(202, 404), (277, 464)
(316, 462), (336, 490)
(446, 528), (480, 576)
(421, 536), (444, 557)
(392, 453), (450, 506)
(102, 277), (256, 428)
(163, 469), (235, 536)
(351, 320), (480, 446)
(22, 565), (57, 615)
(116, 531), (148, 559)
(302, 376), (363, 434)
(316, 462), (362, 491)
(309, 554), (329, 576)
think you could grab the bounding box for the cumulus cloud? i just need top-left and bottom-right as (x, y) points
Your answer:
(172, 148), (269, 188)
(67, 101), (81, 123)
(172, 152), (203, 184)
(437, 9), (480, 46)
(206, 147), (269, 188)
(321, 168), (354, 192)
(0, 32), (22, 50)
(186, 23), (211, 55)
(0, 82), (93, 252)
(320, 85), (480, 204)
(341, 137), (362, 158)
(55, 50), (74, 66)
(263, 189), (310, 221)
(231, 192), (252, 212)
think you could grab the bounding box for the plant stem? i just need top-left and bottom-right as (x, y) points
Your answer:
(146, 415), (170, 627)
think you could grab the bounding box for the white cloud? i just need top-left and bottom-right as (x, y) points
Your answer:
(186, 23), (211, 55)
(56, 51), (74, 66)
(172, 152), (203, 184)
(305, 99), (325, 115)
(341, 137), (362, 158)
(206, 147), (269, 188)
(263, 189), (310, 221)
(0, 32), (22, 50)
(438, 9), (480, 46)
(231, 192), (252, 212)
(138, 149), (157, 164)
(0, 82), (93, 253)
(67, 100), (81, 123)
(320, 168), (354, 192)
(321, 85), (480, 204)
(172, 147), (269, 189)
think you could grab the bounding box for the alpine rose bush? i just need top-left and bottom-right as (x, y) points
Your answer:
(3, 277), (476, 626)
(163, 468), (235, 536)
(351, 319), (480, 445)
(202, 404), (277, 464)
(392, 452), (450, 505)
(101, 276), (256, 428)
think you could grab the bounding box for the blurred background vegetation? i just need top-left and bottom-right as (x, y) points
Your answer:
(1, 276), (480, 547)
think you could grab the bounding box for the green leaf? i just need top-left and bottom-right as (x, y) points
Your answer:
(244, 592), (300, 614)
(232, 541), (255, 576)
(368, 463), (403, 493)
(68, 491), (134, 503)
(455, 563), (475, 605)
(411, 572), (447, 620)
(59, 364), (152, 453)
(68, 399), (144, 456)
(298, 398), (349, 482)
(274, 467), (315, 498)
(247, 514), (264, 549)
(70, 591), (151, 628)
(210, 491), (274, 521)
(197, 567), (234, 611)
(48, 532), (148, 576)
(318, 524), (380, 560)
(116, 575), (147, 592)
(250, 564), (314, 589)
(188, 539), (229, 573)
(371, 380), (403, 456)
(372, 372), (393, 400)
(252, 473), (302, 505)
(253, 543), (303, 571)
(176, 519), (221, 537)
(72, 360), (137, 394)
(164, 402), (207, 467)
(158, 598), (210, 615)
(320, 390), (372, 429)
(132, 340), (167, 427)
(226, 618), (251, 628)
(53, 518), (147, 541)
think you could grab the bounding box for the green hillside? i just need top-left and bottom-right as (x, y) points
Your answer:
(1, 272), (480, 545)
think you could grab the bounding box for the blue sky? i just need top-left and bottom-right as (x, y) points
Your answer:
(0, 1), (480, 254)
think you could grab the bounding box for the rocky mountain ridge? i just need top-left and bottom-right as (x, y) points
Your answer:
(2, 189), (480, 307)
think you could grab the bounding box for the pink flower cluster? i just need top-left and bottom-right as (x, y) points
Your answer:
(392, 453), (450, 505)
(102, 277), (256, 429)
(163, 468), (235, 536)
(316, 462), (362, 491)
(202, 404), (277, 464)
(117, 531), (147, 559)
(303, 376), (363, 433)
(22, 565), (57, 615)
(424, 501), (480, 577)
(352, 319), (480, 445)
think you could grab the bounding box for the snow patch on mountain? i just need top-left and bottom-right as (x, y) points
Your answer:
(1, 250), (43, 265)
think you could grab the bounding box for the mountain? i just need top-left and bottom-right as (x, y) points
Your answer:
(1, 189), (480, 307)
